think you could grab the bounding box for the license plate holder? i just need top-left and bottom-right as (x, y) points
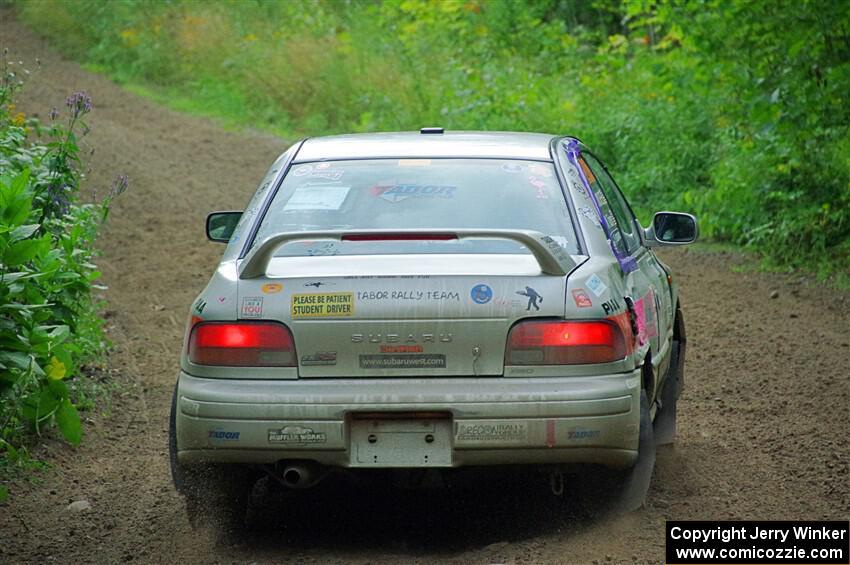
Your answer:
(349, 419), (452, 467)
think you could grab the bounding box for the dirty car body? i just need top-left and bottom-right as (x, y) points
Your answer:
(170, 131), (697, 522)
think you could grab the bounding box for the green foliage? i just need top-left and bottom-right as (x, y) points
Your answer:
(15, 0), (850, 274)
(0, 53), (126, 474)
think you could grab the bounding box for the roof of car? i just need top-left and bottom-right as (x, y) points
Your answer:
(293, 131), (558, 162)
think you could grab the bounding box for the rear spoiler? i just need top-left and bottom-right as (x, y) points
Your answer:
(238, 229), (577, 279)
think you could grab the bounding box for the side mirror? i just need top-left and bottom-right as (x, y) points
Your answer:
(644, 211), (698, 247)
(206, 211), (242, 243)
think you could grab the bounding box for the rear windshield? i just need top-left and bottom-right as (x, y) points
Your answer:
(252, 158), (579, 256)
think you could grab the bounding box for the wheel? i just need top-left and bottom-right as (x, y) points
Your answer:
(577, 389), (656, 515)
(181, 465), (252, 534)
(169, 384), (252, 533)
(612, 389), (656, 512)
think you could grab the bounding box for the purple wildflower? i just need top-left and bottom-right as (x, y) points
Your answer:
(110, 174), (129, 198)
(65, 91), (92, 118)
(47, 183), (71, 217)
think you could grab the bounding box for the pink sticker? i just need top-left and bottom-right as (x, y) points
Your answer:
(633, 289), (658, 345)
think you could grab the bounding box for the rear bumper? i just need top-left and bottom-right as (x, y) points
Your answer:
(175, 370), (642, 469)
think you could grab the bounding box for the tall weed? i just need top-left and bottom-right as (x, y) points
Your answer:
(0, 52), (126, 482)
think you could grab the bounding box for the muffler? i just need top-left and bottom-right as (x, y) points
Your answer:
(271, 461), (325, 489)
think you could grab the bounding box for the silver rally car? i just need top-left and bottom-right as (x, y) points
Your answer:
(169, 129), (697, 526)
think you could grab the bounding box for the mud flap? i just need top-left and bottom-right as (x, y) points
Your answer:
(653, 342), (680, 446)
(168, 384), (184, 492)
(615, 389), (656, 513)
(576, 389), (656, 515)
(170, 384), (253, 534)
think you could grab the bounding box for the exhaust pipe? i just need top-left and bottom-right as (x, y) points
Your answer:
(280, 462), (322, 489)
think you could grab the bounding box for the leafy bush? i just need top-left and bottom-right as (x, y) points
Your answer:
(15, 0), (850, 274)
(0, 53), (126, 485)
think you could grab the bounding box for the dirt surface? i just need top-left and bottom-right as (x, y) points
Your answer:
(1, 12), (848, 565)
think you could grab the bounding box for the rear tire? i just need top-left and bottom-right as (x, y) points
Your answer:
(612, 389), (656, 512)
(579, 389), (655, 515)
(169, 384), (252, 534)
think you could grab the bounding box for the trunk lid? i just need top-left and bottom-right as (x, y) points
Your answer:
(237, 254), (569, 377)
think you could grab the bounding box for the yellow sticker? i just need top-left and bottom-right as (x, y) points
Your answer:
(262, 283), (283, 294)
(291, 293), (354, 318)
(578, 158), (597, 184)
(398, 159), (431, 167)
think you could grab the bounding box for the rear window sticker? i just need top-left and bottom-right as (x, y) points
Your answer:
(370, 182), (456, 203)
(291, 162), (344, 180)
(309, 170), (344, 181)
(516, 286), (542, 311)
(528, 163), (553, 177)
(501, 162), (523, 173)
(585, 274), (607, 297)
(283, 185), (350, 211)
(528, 176), (547, 188)
(572, 289), (593, 308)
(304, 281), (332, 288)
(291, 292), (354, 318)
(292, 164), (312, 177)
(261, 283), (283, 294)
(470, 283), (493, 304)
(398, 159), (432, 167)
(528, 176), (550, 199)
(241, 296), (263, 318)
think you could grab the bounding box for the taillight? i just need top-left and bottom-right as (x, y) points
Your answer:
(505, 320), (627, 365)
(188, 322), (296, 367)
